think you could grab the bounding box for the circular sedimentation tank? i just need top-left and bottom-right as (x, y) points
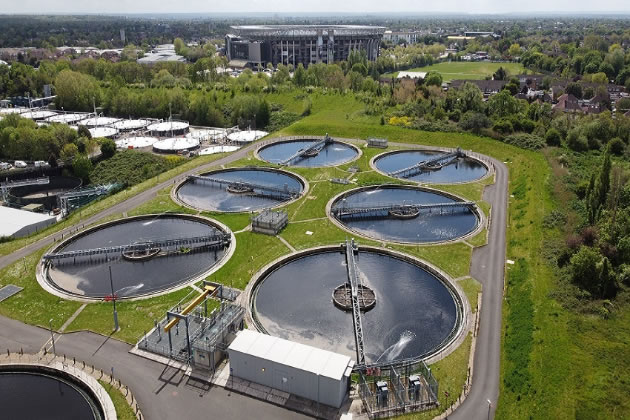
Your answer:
(46, 113), (90, 125)
(329, 185), (480, 244)
(152, 137), (199, 153)
(111, 119), (152, 132)
(0, 365), (108, 420)
(115, 136), (159, 149)
(41, 214), (232, 300)
(198, 145), (240, 155)
(176, 167), (305, 212)
(89, 127), (119, 139)
(251, 247), (464, 364)
(257, 138), (360, 167)
(147, 121), (190, 136)
(22, 110), (57, 121)
(228, 130), (268, 144)
(79, 117), (121, 128)
(9, 175), (82, 210)
(373, 149), (488, 184)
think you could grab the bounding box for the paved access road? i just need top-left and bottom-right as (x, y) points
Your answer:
(0, 138), (508, 420)
(0, 316), (308, 420)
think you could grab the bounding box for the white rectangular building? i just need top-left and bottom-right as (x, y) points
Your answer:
(0, 206), (56, 238)
(228, 329), (354, 408)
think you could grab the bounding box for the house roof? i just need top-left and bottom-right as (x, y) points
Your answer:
(228, 329), (354, 380)
(0, 206), (56, 237)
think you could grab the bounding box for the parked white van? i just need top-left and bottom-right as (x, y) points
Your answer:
(14, 160), (27, 168)
(34, 161), (48, 167)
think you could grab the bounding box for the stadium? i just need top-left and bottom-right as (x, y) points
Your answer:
(225, 25), (385, 68)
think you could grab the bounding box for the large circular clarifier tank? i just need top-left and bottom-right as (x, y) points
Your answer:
(251, 247), (462, 364)
(0, 367), (105, 420)
(176, 167), (305, 212)
(43, 215), (232, 299)
(257, 138), (359, 167)
(329, 185), (480, 243)
(374, 150), (488, 184)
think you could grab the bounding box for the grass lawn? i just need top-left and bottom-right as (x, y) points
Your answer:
(458, 277), (482, 312)
(99, 380), (137, 420)
(382, 61), (528, 81)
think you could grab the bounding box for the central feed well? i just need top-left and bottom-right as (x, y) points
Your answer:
(250, 247), (465, 365)
(40, 214), (233, 300)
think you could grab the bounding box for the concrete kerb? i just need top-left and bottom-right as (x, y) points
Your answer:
(368, 146), (495, 186)
(244, 244), (472, 366)
(254, 135), (363, 169)
(170, 166), (311, 214)
(35, 213), (236, 303)
(324, 184), (487, 247)
(0, 353), (120, 420)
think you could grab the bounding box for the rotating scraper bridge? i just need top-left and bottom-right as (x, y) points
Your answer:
(388, 148), (466, 179)
(278, 135), (334, 165)
(187, 175), (301, 200)
(332, 201), (476, 220)
(43, 233), (231, 262)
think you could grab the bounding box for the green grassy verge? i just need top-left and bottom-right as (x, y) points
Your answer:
(458, 277), (482, 312)
(99, 380), (137, 420)
(382, 61), (528, 81)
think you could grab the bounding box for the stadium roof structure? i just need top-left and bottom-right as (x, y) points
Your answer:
(230, 24), (385, 37)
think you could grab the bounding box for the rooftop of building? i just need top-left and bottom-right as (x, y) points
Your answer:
(230, 24), (385, 37)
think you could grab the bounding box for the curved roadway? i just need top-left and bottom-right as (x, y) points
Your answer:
(0, 137), (508, 420)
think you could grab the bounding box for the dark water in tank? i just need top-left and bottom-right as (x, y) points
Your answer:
(331, 186), (479, 243)
(48, 216), (227, 298)
(375, 150), (487, 183)
(176, 168), (304, 212)
(0, 371), (100, 420)
(254, 251), (459, 363)
(258, 140), (358, 167)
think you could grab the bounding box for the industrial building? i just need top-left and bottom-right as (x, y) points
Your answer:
(225, 25), (385, 68)
(0, 206), (57, 238)
(227, 329), (354, 409)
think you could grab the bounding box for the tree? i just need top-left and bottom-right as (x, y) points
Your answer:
(508, 43), (522, 57)
(545, 128), (562, 146)
(488, 90), (520, 118)
(60, 143), (79, 161)
(591, 72), (608, 84)
(256, 100), (271, 129)
(570, 245), (602, 294)
(121, 44), (139, 61)
(77, 125), (91, 139)
(54, 70), (101, 112)
(424, 71), (443, 87)
(72, 155), (93, 183)
(608, 137), (626, 156)
(293, 63), (306, 87)
(458, 111), (490, 134)
(565, 82), (583, 99)
(493, 66), (508, 81)
(100, 138), (116, 158)
(598, 257), (617, 298)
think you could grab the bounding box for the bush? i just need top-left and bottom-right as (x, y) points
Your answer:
(266, 111), (301, 133)
(493, 119), (514, 135)
(99, 138), (117, 159)
(458, 111), (490, 134)
(567, 133), (589, 152)
(608, 137), (626, 155)
(545, 128), (562, 146)
(503, 133), (546, 150)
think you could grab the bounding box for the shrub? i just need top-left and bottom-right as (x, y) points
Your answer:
(493, 119), (514, 135)
(608, 137), (626, 155)
(90, 150), (183, 187)
(503, 133), (546, 150)
(545, 128), (562, 146)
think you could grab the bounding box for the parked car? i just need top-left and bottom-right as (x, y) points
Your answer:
(14, 160), (27, 168)
(0, 162), (12, 170)
(34, 161), (48, 167)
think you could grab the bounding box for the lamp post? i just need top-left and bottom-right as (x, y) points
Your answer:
(487, 399), (492, 420)
(109, 266), (119, 331)
(48, 318), (56, 355)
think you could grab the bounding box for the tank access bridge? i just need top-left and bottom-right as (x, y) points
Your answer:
(332, 201), (476, 220)
(388, 148), (466, 179)
(278, 134), (334, 165)
(187, 175), (301, 201)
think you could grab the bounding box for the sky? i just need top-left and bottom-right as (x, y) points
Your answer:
(2, 0), (630, 15)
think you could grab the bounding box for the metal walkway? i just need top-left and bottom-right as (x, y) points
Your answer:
(43, 233), (230, 261)
(388, 148), (466, 178)
(188, 175), (300, 200)
(57, 185), (113, 215)
(0, 177), (49, 201)
(342, 238), (367, 366)
(332, 201), (475, 219)
(278, 135), (334, 165)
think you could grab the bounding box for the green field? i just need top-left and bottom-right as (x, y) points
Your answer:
(383, 61), (529, 81)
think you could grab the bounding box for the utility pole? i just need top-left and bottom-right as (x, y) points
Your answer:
(48, 318), (56, 355)
(109, 266), (119, 331)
